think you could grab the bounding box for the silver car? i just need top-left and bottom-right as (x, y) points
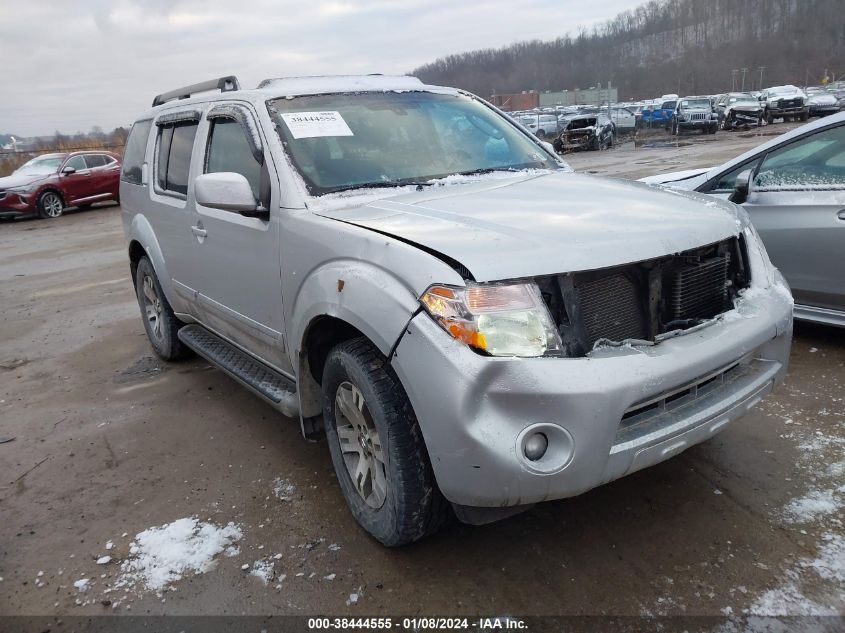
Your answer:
(641, 112), (845, 327)
(121, 75), (792, 545)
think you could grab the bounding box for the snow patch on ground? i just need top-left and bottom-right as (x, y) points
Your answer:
(250, 558), (275, 585)
(115, 518), (242, 592)
(273, 477), (296, 501)
(749, 535), (844, 616)
(783, 489), (842, 523)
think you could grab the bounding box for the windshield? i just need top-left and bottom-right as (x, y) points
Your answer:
(14, 155), (64, 175)
(267, 91), (558, 196)
(729, 94), (757, 104)
(680, 99), (711, 109)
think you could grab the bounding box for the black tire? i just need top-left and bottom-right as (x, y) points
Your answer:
(800, 111), (809, 121)
(535, 130), (546, 140)
(766, 110), (774, 125)
(134, 257), (189, 361)
(322, 337), (450, 546)
(37, 191), (64, 219)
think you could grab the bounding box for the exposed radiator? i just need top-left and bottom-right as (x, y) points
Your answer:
(668, 256), (730, 321)
(577, 273), (647, 346)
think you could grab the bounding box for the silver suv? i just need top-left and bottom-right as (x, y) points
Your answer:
(121, 75), (793, 545)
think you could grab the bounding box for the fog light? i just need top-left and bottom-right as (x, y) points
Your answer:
(524, 433), (548, 461)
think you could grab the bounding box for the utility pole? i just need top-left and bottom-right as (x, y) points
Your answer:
(741, 67), (748, 92)
(732, 69), (738, 92)
(758, 66), (766, 91)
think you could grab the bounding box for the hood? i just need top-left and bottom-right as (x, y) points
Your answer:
(0, 172), (47, 189)
(314, 172), (743, 282)
(638, 168), (711, 188)
(730, 102), (762, 112)
(808, 93), (838, 105)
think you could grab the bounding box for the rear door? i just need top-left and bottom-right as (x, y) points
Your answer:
(741, 123), (845, 312)
(83, 154), (110, 198)
(181, 102), (290, 374)
(148, 109), (203, 317)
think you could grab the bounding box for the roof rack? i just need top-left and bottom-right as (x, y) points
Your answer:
(152, 76), (240, 107)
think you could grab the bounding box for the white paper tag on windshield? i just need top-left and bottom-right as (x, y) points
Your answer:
(280, 111), (354, 139)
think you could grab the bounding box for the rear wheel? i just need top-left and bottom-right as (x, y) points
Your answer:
(37, 191), (64, 219)
(322, 338), (449, 546)
(134, 257), (189, 361)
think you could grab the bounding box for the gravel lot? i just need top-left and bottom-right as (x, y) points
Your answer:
(1, 125), (843, 624)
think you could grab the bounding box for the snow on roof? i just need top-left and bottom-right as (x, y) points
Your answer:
(256, 74), (430, 96)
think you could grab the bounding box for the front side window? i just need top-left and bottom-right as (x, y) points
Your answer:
(267, 91), (558, 196)
(64, 155), (87, 171)
(205, 118), (261, 199)
(122, 119), (152, 185)
(157, 122), (198, 196)
(755, 125), (845, 190)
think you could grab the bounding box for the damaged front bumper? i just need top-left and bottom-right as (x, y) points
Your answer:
(390, 275), (792, 521)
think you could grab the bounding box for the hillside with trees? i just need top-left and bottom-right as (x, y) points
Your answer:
(412, 0), (845, 100)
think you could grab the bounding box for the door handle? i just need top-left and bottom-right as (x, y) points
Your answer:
(190, 225), (207, 238)
(837, 209), (845, 221)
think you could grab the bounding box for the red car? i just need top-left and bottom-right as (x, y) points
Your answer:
(0, 151), (121, 219)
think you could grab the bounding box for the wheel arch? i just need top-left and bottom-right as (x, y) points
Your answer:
(125, 214), (176, 307)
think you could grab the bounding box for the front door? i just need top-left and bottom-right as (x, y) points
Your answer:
(183, 103), (291, 374)
(742, 123), (845, 312)
(59, 155), (94, 204)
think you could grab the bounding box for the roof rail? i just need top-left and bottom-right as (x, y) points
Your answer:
(152, 76), (240, 107)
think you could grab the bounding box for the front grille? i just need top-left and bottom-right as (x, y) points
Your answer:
(613, 357), (755, 446)
(689, 113), (706, 121)
(779, 98), (801, 108)
(537, 237), (749, 356)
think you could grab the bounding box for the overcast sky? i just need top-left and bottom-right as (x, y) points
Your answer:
(1, 0), (640, 136)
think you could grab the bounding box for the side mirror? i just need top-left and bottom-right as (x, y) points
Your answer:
(62, 166), (76, 175)
(729, 169), (753, 204)
(195, 172), (266, 218)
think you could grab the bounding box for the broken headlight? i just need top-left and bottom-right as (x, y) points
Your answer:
(420, 282), (562, 357)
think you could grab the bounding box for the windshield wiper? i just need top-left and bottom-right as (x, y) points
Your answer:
(325, 178), (435, 194)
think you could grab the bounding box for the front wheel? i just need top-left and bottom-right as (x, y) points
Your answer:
(37, 191), (64, 219)
(322, 338), (449, 546)
(765, 110), (774, 125)
(800, 111), (809, 121)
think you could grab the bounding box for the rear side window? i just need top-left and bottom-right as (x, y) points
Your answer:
(205, 119), (261, 198)
(157, 123), (198, 196)
(122, 119), (152, 185)
(84, 154), (107, 169)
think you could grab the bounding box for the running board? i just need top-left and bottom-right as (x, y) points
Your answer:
(177, 324), (299, 418)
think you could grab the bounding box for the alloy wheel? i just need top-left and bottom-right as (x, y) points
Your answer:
(334, 381), (387, 509)
(42, 193), (63, 217)
(141, 275), (164, 342)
